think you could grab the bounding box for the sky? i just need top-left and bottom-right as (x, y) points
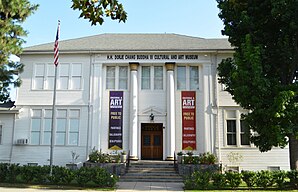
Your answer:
(22, 0), (225, 48)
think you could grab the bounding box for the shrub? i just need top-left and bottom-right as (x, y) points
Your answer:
(288, 170), (298, 189)
(199, 152), (217, 165)
(91, 167), (118, 187)
(272, 170), (287, 189)
(225, 171), (242, 189)
(76, 167), (93, 186)
(49, 166), (75, 184)
(6, 164), (21, 183)
(184, 170), (212, 189)
(212, 172), (226, 189)
(241, 170), (257, 188)
(255, 170), (274, 188)
(0, 163), (8, 182)
(20, 165), (41, 183)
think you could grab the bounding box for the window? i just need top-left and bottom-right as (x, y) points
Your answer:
(106, 66), (128, 90)
(119, 66), (128, 89)
(141, 66), (151, 90)
(141, 66), (164, 90)
(33, 63), (82, 90)
(225, 110), (251, 147)
(31, 109), (42, 145)
(177, 65), (199, 90)
(0, 125), (2, 144)
(30, 108), (80, 146)
(227, 120), (236, 145)
(154, 66), (163, 90)
(177, 66), (186, 90)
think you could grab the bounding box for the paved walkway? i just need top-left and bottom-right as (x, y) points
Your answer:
(0, 182), (184, 191)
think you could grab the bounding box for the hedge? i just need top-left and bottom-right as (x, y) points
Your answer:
(0, 163), (118, 188)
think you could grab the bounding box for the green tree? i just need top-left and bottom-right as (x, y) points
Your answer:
(0, 0), (38, 103)
(0, 0), (126, 102)
(71, 0), (127, 25)
(217, 0), (298, 169)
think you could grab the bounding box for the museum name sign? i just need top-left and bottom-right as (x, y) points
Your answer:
(106, 54), (199, 60)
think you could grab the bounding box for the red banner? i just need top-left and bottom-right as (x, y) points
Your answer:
(181, 91), (196, 150)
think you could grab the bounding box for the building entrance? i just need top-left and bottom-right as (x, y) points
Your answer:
(141, 123), (163, 160)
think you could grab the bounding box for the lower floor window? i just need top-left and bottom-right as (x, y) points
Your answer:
(30, 108), (80, 145)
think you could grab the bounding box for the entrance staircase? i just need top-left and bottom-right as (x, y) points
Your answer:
(119, 160), (183, 182)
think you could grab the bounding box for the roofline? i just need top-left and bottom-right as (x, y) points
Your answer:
(21, 49), (234, 55)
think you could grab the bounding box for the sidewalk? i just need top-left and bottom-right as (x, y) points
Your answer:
(116, 182), (184, 191)
(0, 182), (184, 192)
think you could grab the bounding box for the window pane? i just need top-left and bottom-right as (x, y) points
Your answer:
(34, 77), (44, 89)
(60, 64), (69, 76)
(59, 77), (69, 89)
(69, 133), (78, 145)
(69, 109), (80, 118)
(57, 119), (66, 131)
(119, 66), (128, 89)
(154, 66), (163, 90)
(46, 77), (54, 90)
(227, 120), (236, 145)
(106, 66), (115, 89)
(57, 109), (67, 117)
(190, 66), (199, 90)
(72, 63), (82, 76)
(47, 64), (55, 76)
(44, 119), (52, 131)
(32, 119), (41, 131)
(177, 66), (186, 90)
(71, 77), (81, 89)
(0, 125), (2, 144)
(227, 120), (236, 132)
(44, 109), (52, 118)
(141, 66), (150, 89)
(56, 133), (65, 145)
(43, 132), (51, 145)
(241, 120), (250, 145)
(70, 119), (79, 132)
(32, 109), (42, 117)
(35, 64), (45, 76)
(31, 132), (40, 145)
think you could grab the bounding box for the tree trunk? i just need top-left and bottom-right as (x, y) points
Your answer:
(289, 135), (298, 170)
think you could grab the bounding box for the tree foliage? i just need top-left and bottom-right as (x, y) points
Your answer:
(0, 0), (38, 102)
(217, 0), (298, 169)
(71, 0), (127, 25)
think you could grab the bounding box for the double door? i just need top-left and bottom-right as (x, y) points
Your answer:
(141, 123), (163, 160)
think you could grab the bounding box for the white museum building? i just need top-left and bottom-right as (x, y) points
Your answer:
(0, 34), (290, 171)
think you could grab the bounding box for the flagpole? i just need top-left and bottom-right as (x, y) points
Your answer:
(50, 65), (58, 175)
(50, 20), (60, 176)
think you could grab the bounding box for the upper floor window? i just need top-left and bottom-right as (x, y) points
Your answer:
(177, 65), (199, 90)
(141, 65), (164, 90)
(225, 110), (250, 147)
(33, 63), (82, 90)
(106, 66), (128, 90)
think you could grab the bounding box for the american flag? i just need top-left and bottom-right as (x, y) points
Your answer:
(54, 21), (60, 66)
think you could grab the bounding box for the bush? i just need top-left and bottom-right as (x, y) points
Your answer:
(20, 165), (41, 183)
(91, 167), (118, 187)
(6, 164), (21, 183)
(212, 172), (226, 189)
(225, 171), (242, 189)
(0, 163), (8, 182)
(255, 170), (274, 188)
(76, 167), (93, 186)
(48, 166), (75, 184)
(184, 170), (212, 189)
(241, 170), (257, 188)
(288, 170), (298, 189)
(272, 170), (287, 189)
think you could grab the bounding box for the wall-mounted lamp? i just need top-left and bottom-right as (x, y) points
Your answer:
(149, 113), (154, 121)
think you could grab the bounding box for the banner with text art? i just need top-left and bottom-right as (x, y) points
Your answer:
(181, 91), (196, 150)
(109, 91), (123, 150)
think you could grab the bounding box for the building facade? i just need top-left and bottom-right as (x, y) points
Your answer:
(0, 34), (290, 171)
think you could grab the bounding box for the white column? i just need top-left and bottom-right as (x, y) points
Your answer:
(165, 62), (176, 160)
(129, 62), (139, 160)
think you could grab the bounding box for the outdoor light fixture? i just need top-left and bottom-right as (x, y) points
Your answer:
(149, 113), (154, 121)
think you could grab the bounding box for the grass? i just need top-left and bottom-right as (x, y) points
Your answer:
(0, 183), (114, 191)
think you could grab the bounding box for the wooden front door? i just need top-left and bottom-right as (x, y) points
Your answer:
(141, 123), (163, 160)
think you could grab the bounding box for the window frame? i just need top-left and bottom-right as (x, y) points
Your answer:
(0, 125), (2, 145)
(176, 65), (200, 91)
(105, 65), (129, 90)
(224, 110), (251, 147)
